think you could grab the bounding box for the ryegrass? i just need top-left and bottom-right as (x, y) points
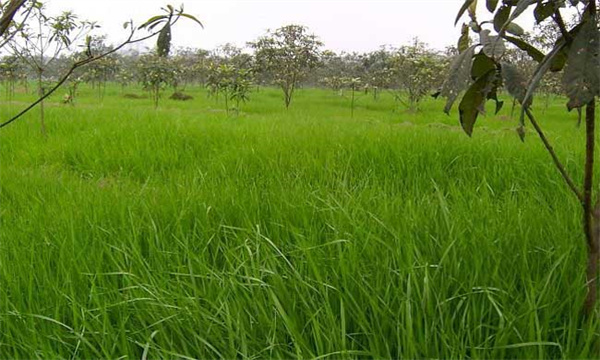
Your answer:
(0, 85), (599, 359)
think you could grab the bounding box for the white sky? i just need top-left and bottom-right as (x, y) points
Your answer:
(43, 0), (474, 53)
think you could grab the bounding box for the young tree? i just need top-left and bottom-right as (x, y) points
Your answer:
(437, 0), (600, 316)
(7, 2), (96, 134)
(136, 54), (177, 108)
(320, 76), (346, 95)
(0, 55), (26, 100)
(343, 77), (362, 118)
(206, 63), (254, 115)
(361, 46), (395, 100)
(249, 24), (322, 108)
(388, 39), (447, 111)
(0, 3), (203, 131)
(75, 35), (119, 100)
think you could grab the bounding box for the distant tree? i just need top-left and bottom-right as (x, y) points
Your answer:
(342, 77), (362, 118)
(388, 39), (447, 111)
(206, 63), (253, 115)
(316, 50), (362, 86)
(437, 0), (600, 316)
(116, 66), (135, 91)
(249, 24), (322, 108)
(170, 47), (208, 89)
(320, 75), (346, 95)
(136, 54), (177, 108)
(61, 76), (80, 105)
(0, 55), (26, 100)
(75, 35), (119, 100)
(361, 46), (395, 100)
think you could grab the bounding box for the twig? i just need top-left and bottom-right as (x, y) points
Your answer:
(0, 16), (178, 130)
(525, 108), (584, 202)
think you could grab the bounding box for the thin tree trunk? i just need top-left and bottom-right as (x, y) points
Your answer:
(584, 100), (599, 316)
(37, 70), (46, 136)
(351, 85), (355, 118)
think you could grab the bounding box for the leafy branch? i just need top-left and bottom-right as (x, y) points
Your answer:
(0, 3), (202, 130)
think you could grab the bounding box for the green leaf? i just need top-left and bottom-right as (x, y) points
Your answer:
(562, 13), (600, 110)
(157, 23), (172, 57)
(502, 0), (536, 32)
(484, 68), (503, 115)
(468, 0), (479, 22)
(519, 40), (569, 124)
(471, 53), (496, 80)
(494, 5), (511, 32)
(455, 0), (477, 25)
(458, 23), (471, 53)
(480, 30), (506, 58)
(549, 48), (568, 72)
(148, 20), (167, 31)
(550, 22), (584, 72)
(438, 45), (477, 114)
(459, 69), (495, 136)
(486, 0), (499, 12)
(179, 13), (204, 28)
(534, 1), (555, 24)
(503, 35), (544, 63)
(501, 62), (530, 107)
(505, 22), (525, 36)
(138, 15), (167, 30)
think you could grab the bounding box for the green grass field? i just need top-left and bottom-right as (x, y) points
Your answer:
(1, 85), (599, 359)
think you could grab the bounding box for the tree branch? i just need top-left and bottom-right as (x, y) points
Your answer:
(0, 20), (172, 130)
(0, 0), (26, 37)
(552, 9), (571, 42)
(583, 100), (595, 246)
(525, 108), (584, 202)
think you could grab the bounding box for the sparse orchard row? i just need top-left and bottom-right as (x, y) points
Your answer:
(1, 22), (578, 120)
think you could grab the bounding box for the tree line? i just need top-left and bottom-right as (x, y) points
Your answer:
(0, 9), (568, 117)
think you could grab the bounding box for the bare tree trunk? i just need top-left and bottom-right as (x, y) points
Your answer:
(587, 205), (599, 316)
(350, 85), (356, 118)
(284, 84), (292, 110)
(37, 70), (46, 136)
(584, 100), (599, 317)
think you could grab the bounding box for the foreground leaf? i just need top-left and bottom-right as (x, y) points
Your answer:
(459, 69), (495, 136)
(562, 14), (600, 110)
(502, 0), (537, 31)
(455, 0), (477, 25)
(438, 45), (477, 114)
(502, 62), (531, 107)
(486, 0), (499, 12)
(521, 41), (568, 118)
(480, 30), (506, 59)
(503, 35), (544, 63)
(458, 23), (470, 53)
(494, 5), (511, 32)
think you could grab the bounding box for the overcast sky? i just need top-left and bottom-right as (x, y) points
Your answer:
(42, 0), (474, 53)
